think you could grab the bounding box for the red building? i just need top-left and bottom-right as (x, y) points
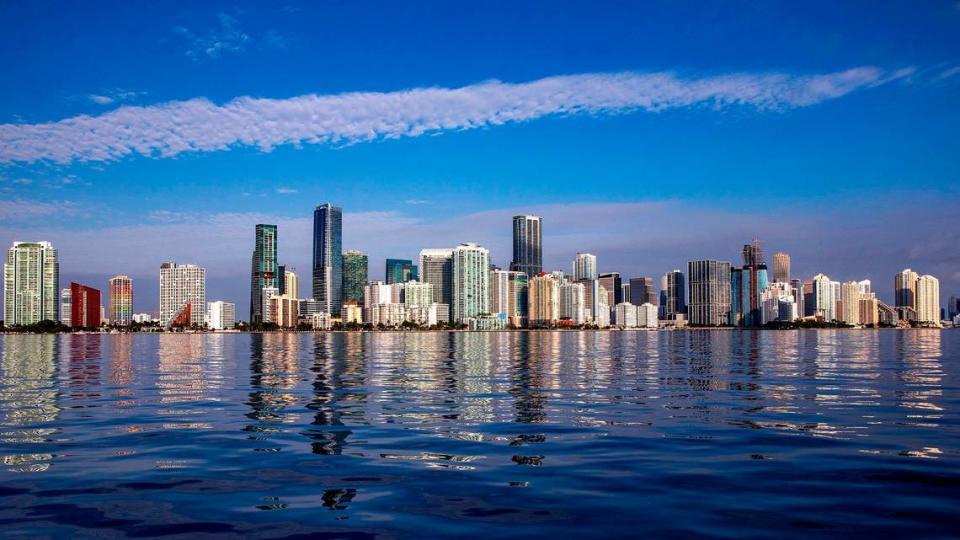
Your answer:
(70, 282), (102, 329)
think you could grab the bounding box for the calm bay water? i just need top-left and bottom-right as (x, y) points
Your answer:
(0, 330), (958, 538)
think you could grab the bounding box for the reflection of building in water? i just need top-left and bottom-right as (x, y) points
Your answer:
(0, 335), (60, 472)
(109, 334), (134, 387)
(509, 332), (559, 424)
(65, 334), (102, 400)
(247, 333), (301, 429)
(156, 334), (211, 404)
(895, 330), (943, 425)
(457, 332), (497, 423)
(304, 334), (355, 455)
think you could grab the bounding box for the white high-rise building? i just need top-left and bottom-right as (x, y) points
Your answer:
(284, 269), (300, 300)
(528, 273), (559, 327)
(614, 303), (638, 328)
(811, 273), (836, 321)
(761, 281), (798, 324)
(60, 287), (72, 327)
(159, 262), (206, 327)
(261, 287), (279, 324)
(841, 281), (863, 326)
(916, 274), (941, 326)
(4, 241), (59, 326)
(638, 303), (659, 328)
(451, 243), (490, 323)
(558, 281), (586, 324)
(490, 269), (527, 327)
(596, 285), (610, 327)
(572, 253), (597, 281)
(207, 301), (236, 330)
(403, 281), (434, 307)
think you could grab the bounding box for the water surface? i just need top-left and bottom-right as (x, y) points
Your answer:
(0, 330), (958, 538)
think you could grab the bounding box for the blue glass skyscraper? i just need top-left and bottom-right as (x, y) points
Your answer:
(313, 203), (343, 315)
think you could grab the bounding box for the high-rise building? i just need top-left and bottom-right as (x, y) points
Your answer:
(811, 273), (836, 321)
(108, 275), (133, 326)
(250, 224), (278, 323)
(802, 280), (815, 317)
(60, 287), (71, 326)
(573, 253), (597, 281)
(840, 281), (863, 325)
(790, 278), (805, 317)
(510, 215), (542, 278)
(261, 287), (279, 324)
(916, 274), (941, 326)
(772, 252), (791, 283)
(312, 204), (343, 315)
(341, 249), (368, 305)
(385, 259), (415, 284)
(403, 281), (434, 307)
(614, 302), (638, 328)
(528, 273), (559, 327)
(277, 264), (287, 296)
(665, 270), (687, 320)
(760, 281), (798, 324)
(159, 263), (206, 327)
(284, 269), (299, 300)
(687, 260), (731, 326)
(452, 243), (490, 323)
(949, 296), (960, 320)
(70, 282), (101, 328)
(895, 269), (920, 310)
(629, 277), (657, 307)
(3, 241), (59, 326)
(732, 240), (769, 327)
(491, 269), (528, 327)
(598, 272), (622, 308)
(419, 248), (454, 306)
(596, 285), (610, 327)
(559, 281), (586, 324)
(207, 301), (235, 330)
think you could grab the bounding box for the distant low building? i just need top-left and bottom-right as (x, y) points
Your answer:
(207, 301), (236, 330)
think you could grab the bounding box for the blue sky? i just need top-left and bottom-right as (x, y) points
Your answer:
(1, 1), (958, 315)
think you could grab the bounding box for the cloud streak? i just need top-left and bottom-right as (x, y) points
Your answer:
(0, 67), (909, 165)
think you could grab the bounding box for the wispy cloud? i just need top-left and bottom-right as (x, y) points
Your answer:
(404, 199), (431, 205)
(275, 187), (298, 194)
(0, 199), (79, 220)
(87, 88), (146, 106)
(0, 67), (911, 165)
(174, 12), (250, 62)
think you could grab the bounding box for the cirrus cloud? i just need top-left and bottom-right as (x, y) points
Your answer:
(0, 67), (911, 165)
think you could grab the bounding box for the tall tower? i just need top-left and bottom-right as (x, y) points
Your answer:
(4, 241), (59, 326)
(510, 215), (542, 278)
(573, 253), (597, 281)
(772, 252), (791, 283)
(108, 274), (133, 325)
(312, 204), (343, 315)
(451, 243), (490, 322)
(734, 239), (769, 327)
(687, 260), (732, 326)
(419, 248), (454, 306)
(342, 249), (368, 305)
(159, 263), (206, 327)
(895, 269), (919, 309)
(250, 224), (278, 323)
(665, 270), (686, 319)
(385, 259), (415, 284)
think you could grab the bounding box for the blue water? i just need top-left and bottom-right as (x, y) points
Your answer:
(0, 330), (958, 538)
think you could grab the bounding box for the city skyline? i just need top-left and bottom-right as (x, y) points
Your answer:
(0, 2), (957, 316)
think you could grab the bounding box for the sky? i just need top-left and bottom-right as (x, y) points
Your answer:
(1, 1), (958, 316)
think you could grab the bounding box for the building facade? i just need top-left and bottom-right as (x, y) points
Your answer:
(629, 277), (657, 307)
(250, 224), (278, 323)
(895, 269), (919, 311)
(452, 243), (490, 323)
(207, 301), (236, 330)
(772, 252), (791, 283)
(108, 274), (133, 326)
(312, 203), (343, 315)
(811, 273), (836, 321)
(573, 253), (597, 281)
(159, 262), (206, 327)
(916, 274), (940, 326)
(664, 270), (687, 320)
(528, 273), (559, 327)
(687, 260), (731, 326)
(385, 259), (416, 284)
(419, 248), (454, 306)
(70, 282), (101, 328)
(598, 272), (622, 308)
(731, 240), (769, 327)
(558, 281), (586, 324)
(4, 241), (59, 326)
(490, 269), (528, 327)
(60, 287), (71, 326)
(341, 249), (368, 305)
(510, 215), (542, 278)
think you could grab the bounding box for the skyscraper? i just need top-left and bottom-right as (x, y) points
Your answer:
(665, 270), (687, 320)
(559, 281), (586, 324)
(528, 273), (559, 327)
(313, 204), (343, 315)
(772, 252), (791, 283)
(4, 241), (59, 326)
(451, 243), (490, 322)
(629, 277), (657, 306)
(916, 274), (941, 326)
(284, 269), (299, 300)
(70, 282), (101, 329)
(60, 287), (71, 326)
(895, 269), (919, 310)
(159, 262), (206, 327)
(510, 215), (542, 278)
(341, 249), (368, 305)
(732, 240), (769, 327)
(687, 260), (731, 326)
(419, 248), (454, 306)
(598, 272), (622, 307)
(491, 269), (528, 327)
(385, 259), (415, 284)
(573, 253), (597, 281)
(812, 273), (836, 321)
(108, 275), (133, 326)
(250, 224), (278, 323)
